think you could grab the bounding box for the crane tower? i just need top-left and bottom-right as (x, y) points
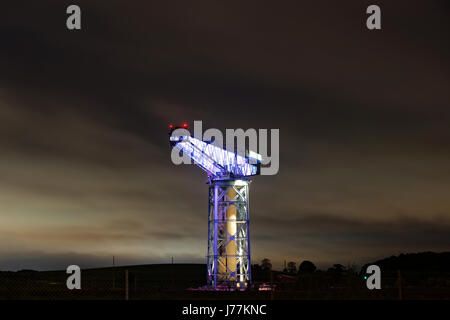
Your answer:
(169, 124), (261, 289)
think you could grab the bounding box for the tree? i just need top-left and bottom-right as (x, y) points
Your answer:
(327, 264), (345, 282)
(260, 258), (272, 271)
(329, 264), (344, 273)
(287, 261), (297, 274)
(252, 264), (262, 273)
(298, 260), (317, 274)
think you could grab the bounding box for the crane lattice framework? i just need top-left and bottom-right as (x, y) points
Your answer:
(169, 131), (261, 289)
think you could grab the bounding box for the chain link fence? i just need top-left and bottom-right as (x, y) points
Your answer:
(1, 267), (449, 300)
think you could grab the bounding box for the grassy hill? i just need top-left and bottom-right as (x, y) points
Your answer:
(1, 253), (449, 299)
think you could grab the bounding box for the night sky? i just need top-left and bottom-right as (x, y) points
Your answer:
(0, 1), (449, 271)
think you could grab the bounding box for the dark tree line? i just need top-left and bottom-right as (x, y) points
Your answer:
(251, 252), (450, 290)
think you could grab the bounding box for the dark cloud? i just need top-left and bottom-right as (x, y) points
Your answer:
(257, 214), (450, 245)
(0, 1), (449, 270)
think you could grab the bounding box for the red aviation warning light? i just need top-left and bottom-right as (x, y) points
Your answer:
(168, 123), (189, 135)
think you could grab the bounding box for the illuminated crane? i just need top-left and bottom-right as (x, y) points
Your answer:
(169, 124), (261, 289)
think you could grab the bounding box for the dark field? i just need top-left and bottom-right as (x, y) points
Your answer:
(1, 262), (449, 300)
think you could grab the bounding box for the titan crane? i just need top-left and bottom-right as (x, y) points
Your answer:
(169, 124), (262, 289)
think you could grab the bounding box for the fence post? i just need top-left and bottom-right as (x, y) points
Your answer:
(125, 269), (129, 300)
(270, 270), (274, 300)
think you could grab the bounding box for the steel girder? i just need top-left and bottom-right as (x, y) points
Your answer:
(206, 179), (251, 289)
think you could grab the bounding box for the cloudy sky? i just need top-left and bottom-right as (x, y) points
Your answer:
(0, 1), (449, 271)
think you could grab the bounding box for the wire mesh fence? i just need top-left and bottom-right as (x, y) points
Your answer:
(1, 267), (449, 300)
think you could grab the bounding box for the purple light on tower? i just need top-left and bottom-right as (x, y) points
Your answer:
(169, 129), (261, 289)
